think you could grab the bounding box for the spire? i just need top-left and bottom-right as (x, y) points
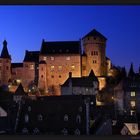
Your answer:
(128, 63), (135, 77)
(122, 67), (127, 78)
(1, 40), (11, 59)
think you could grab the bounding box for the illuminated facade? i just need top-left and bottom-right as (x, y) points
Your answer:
(0, 29), (115, 95)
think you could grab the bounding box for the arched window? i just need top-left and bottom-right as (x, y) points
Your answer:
(28, 106), (31, 112)
(64, 114), (68, 122)
(38, 114), (43, 121)
(33, 128), (40, 134)
(74, 129), (80, 135)
(76, 115), (81, 124)
(25, 114), (29, 123)
(62, 128), (68, 135)
(79, 106), (83, 112)
(22, 128), (28, 134)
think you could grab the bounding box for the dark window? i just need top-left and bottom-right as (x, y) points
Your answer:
(91, 51), (93, 55)
(94, 37), (96, 40)
(51, 75), (54, 78)
(93, 60), (97, 64)
(6, 60), (9, 63)
(59, 75), (61, 78)
(6, 66), (9, 70)
(0, 66), (1, 70)
(41, 67), (43, 71)
(94, 51), (98, 55)
(41, 75), (43, 78)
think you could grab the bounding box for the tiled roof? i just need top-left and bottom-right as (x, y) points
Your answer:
(11, 63), (23, 68)
(23, 51), (39, 62)
(0, 40), (11, 59)
(62, 70), (98, 87)
(82, 29), (107, 40)
(40, 40), (81, 55)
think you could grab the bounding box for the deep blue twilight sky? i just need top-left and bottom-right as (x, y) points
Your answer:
(0, 6), (140, 72)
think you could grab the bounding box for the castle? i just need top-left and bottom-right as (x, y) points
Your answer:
(0, 29), (116, 95)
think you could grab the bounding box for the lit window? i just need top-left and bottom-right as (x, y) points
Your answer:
(43, 57), (47, 61)
(30, 64), (34, 69)
(131, 91), (135, 97)
(130, 110), (135, 116)
(58, 66), (62, 71)
(64, 114), (68, 121)
(51, 66), (54, 71)
(50, 57), (54, 61)
(130, 101), (136, 107)
(66, 56), (70, 60)
(25, 114), (29, 123)
(16, 79), (21, 84)
(71, 65), (75, 70)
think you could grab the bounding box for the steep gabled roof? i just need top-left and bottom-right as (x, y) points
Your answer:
(0, 40), (11, 59)
(82, 29), (107, 40)
(15, 83), (26, 95)
(23, 51), (39, 62)
(40, 40), (81, 55)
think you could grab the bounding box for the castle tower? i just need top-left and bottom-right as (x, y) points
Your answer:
(0, 40), (11, 86)
(38, 60), (47, 92)
(82, 29), (107, 77)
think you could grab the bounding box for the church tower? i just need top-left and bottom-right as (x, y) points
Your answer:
(82, 29), (107, 77)
(0, 40), (11, 86)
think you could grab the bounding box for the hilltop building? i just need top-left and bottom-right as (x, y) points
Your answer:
(0, 29), (116, 95)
